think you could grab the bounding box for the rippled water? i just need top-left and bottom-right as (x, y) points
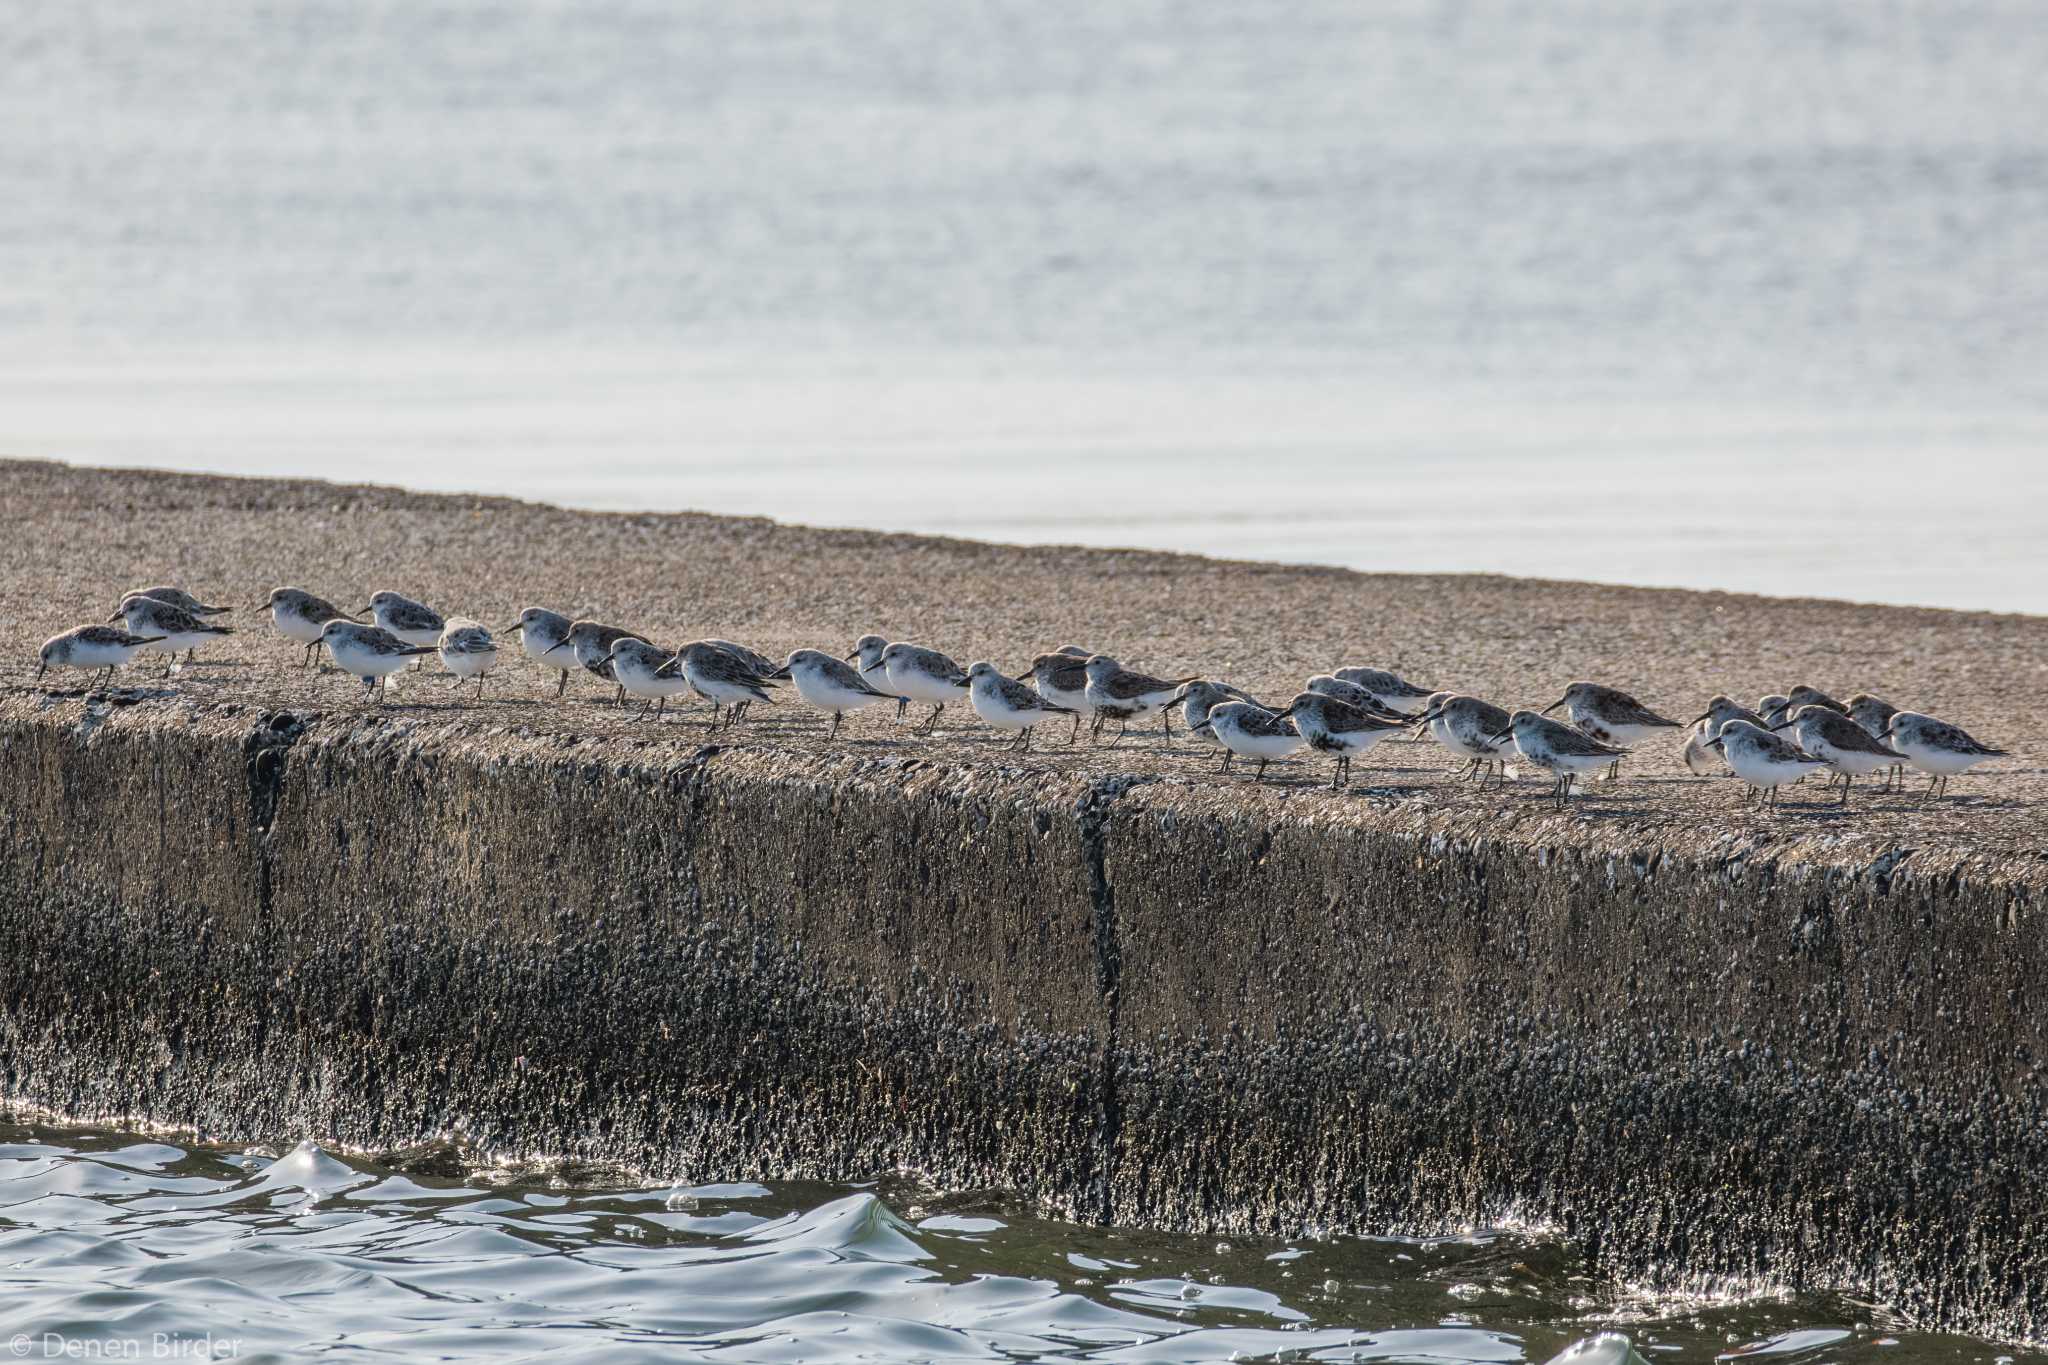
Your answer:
(0, 1121), (2034, 1364)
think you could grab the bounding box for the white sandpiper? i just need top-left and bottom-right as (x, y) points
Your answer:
(1846, 692), (1905, 789)
(436, 619), (501, 699)
(1771, 704), (1903, 806)
(1179, 680), (1263, 755)
(967, 661), (1075, 751)
(1331, 666), (1436, 717)
(1497, 710), (1631, 807)
(1542, 681), (1681, 779)
(673, 640), (781, 728)
(1306, 675), (1405, 722)
(604, 638), (699, 720)
(786, 648), (896, 738)
(1705, 719), (1830, 807)
(847, 636), (909, 718)
(1083, 656), (1200, 744)
(501, 607), (576, 696)
(1022, 651), (1094, 745)
(364, 591), (448, 669)
(545, 620), (648, 706)
(1416, 691), (1516, 784)
(1882, 711), (2009, 800)
(1193, 700), (1302, 781)
(1681, 695), (1765, 776)
(1783, 684), (1848, 716)
(1756, 694), (1792, 731)
(881, 642), (971, 735)
(1276, 691), (1408, 788)
(122, 586), (231, 657)
(255, 587), (361, 669)
(111, 595), (235, 675)
(318, 621), (437, 702)
(36, 625), (168, 685)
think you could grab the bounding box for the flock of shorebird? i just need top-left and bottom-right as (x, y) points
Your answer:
(31, 585), (2011, 807)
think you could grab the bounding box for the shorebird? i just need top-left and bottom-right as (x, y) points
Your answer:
(1194, 700), (1302, 780)
(501, 607), (575, 696)
(967, 661), (1075, 750)
(1497, 711), (1630, 807)
(364, 591), (447, 669)
(881, 642), (971, 735)
(545, 620), (648, 706)
(36, 626), (168, 685)
(1882, 712), (2008, 800)
(604, 638), (699, 719)
(672, 640), (780, 728)
(1306, 675), (1406, 722)
(1417, 692), (1516, 783)
(1756, 694), (1793, 731)
(121, 587), (229, 658)
(846, 636), (908, 717)
(1083, 655), (1200, 744)
(255, 587), (361, 669)
(1179, 680), (1264, 758)
(1332, 667), (1435, 717)
(1277, 691), (1407, 788)
(1706, 719), (1830, 807)
(111, 595), (234, 675)
(1682, 695), (1766, 776)
(436, 619), (500, 698)
(1783, 685), (1849, 716)
(1846, 692), (1905, 789)
(1022, 651), (1094, 744)
(1771, 704), (1903, 806)
(786, 648), (896, 738)
(318, 621), (437, 701)
(1542, 681), (1681, 779)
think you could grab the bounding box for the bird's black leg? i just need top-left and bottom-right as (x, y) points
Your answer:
(1161, 708), (1173, 740)
(556, 669), (568, 698)
(1221, 750), (1234, 773)
(895, 696), (908, 721)
(1838, 773), (1851, 807)
(1255, 758), (1268, 782)
(1067, 712), (1081, 746)
(923, 703), (943, 735)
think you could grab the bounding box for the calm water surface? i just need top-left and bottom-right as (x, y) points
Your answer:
(4, 2), (2046, 611)
(0, 1120), (2037, 1364)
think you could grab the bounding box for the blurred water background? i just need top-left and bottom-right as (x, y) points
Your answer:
(2, 1), (2044, 610)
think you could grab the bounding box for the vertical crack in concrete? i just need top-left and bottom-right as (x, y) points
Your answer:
(242, 712), (307, 919)
(1074, 774), (1153, 1223)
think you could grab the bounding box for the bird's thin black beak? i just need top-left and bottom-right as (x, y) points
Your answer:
(1540, 697), (1566, 716)
(1689, 712), (1712, 727)
(843, 649), (860, 662)
(497, 622), (522, 634)
(1418, 707), (1443, 726)
(1485, 729), (1511, 745)
(1708, 737), (1726, 751)
(105, 610), (121, 623)
(543, 640), (569, 655)
(1769, 719), (1792, 731)
(34, 660), (47, 680)
(1193, 722), (1214, 736)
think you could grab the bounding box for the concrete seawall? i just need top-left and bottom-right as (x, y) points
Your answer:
(2, 694), (2041, 1341)
(1, 460), (2044, 1342)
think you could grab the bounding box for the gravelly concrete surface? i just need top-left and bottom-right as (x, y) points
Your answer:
(4, 457), (2038, 865)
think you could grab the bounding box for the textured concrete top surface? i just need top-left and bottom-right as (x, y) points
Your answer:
(3, 458), (2042, 878)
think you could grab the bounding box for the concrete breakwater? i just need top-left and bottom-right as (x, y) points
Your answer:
(1, 692), (2041, 1342)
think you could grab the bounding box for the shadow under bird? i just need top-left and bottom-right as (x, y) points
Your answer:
(364, 591), (448, 669)
(1417, 692), (1516, 784)
(1021, 650), (1095, 745)
(1882, 712), (2009, 800)
(1769, 704), (1903, 806)
(967, 661), (1074, 751)
(1276, 691), (1408, 789)
(1083, 655), (1201, 744)
(110, 595), (234, 675)
(1542, 681), (1681, 779)
(255, 587), (363, 669)
(501, 607), (575, 696)
(1193, 699), (1301, 780)
(318, 621), (437, 702)
(786, 648), (896, 738)
(36, 625), (168, 685)
(436, 620), (500, 699)
(1706, 719), (1830, 807)
(1491, 711), (1631, 808)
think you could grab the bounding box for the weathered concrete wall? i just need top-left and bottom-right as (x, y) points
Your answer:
(1, 695), (2042, 1342)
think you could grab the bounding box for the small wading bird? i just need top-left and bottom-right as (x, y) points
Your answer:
(1495, 711), (1630, 808)
(1194, 700), (1301, 780)
(1021, 649), (1093, 745)
(881, 642), (971, 735)
(966, 661), (1074, 750)
(363, 591), (447, 669)
(36, 626), (168, 684)
(605, 637), (698, 719)
(1276, 691), (1407, 789)
(546, 620), (647, 706)
(1706, 719), (1829, 807)
(121, 586), (229, 660)
(786, 648), (895, 738)
(436, 619), (499, 699)
(111, 595), (234, 675)
(1331, 666), (1436, 717)
(1542, 681), (1680, 779)
(1883, 712), (2008, 800)
(1416, 692), (1516, 784)
(318, 621), (437, 701)
(1682, 695), (1767, 776)
(672, 640), (782, 728)
(1770, 704), (1903, 806)
(1179, 680), (1264, 758)
(256, 587), (362, 669)
(846, 636), (910, 718)
(501, 607), (575, 696)
(1084, 655), (1200, 744)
